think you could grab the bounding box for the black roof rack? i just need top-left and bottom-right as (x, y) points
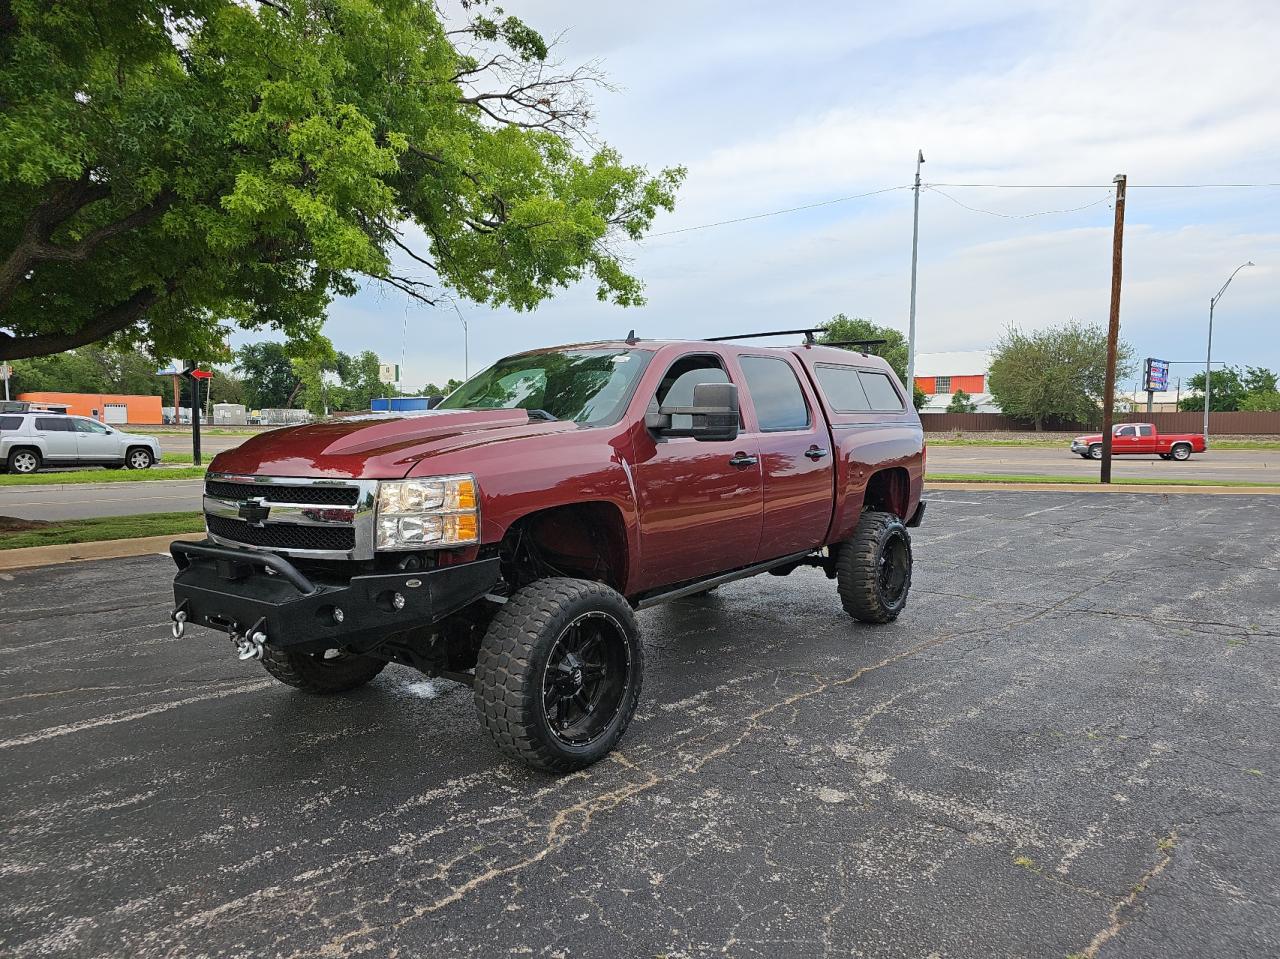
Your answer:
(706, 327), (826, 344)
(704, 328), (888, 351)
(821, 338), (888, 349)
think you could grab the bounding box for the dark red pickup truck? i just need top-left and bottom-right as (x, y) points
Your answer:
(171, 333), (925, 771)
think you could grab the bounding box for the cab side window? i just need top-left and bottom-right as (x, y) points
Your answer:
(35, 417), (72, 432)
(1138, 425), (1154, 437)
(655, 355), (732, 431)
(738, 355), (810, 431)
(0, 416), (22, 431)
(1116, 425), (1137, 437)
(74, 418), (111, 434)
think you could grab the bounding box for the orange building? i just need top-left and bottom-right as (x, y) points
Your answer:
(17, 391), (164, 425)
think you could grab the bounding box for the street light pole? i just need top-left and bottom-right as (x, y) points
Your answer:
(1204, 261), (1254, 447)
(906, 150), (924, 394)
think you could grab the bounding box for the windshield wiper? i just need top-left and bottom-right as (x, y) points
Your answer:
(525, 409), (559, 422)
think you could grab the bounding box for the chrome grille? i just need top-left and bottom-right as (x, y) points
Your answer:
(204, 479), (358, 506)
(206, 515), (356, 552)
(202, 473), (377, 560)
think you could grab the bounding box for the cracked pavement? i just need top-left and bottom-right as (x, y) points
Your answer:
(1, 490), (1278, 958)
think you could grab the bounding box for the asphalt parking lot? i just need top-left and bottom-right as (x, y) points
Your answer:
(1, 490), (1278, 958)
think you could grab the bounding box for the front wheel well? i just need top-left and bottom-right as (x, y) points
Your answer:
(862, 467), (911, 520)
(499, 501), (630, 594)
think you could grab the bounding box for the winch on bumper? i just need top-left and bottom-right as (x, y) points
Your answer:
(169, 540), (499, 657)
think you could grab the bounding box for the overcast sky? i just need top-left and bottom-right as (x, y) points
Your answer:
(263, 0), (1280, 392)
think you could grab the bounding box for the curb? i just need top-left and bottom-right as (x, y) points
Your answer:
(926, 481), (1280, 495)
(0, 533), (201, 572)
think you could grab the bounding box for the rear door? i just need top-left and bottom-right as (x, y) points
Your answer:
(1134, 424), (1157, 453)
(34, 416), (77, 461)
(632, 351), (763, 587)
(735, 352), (835, 562)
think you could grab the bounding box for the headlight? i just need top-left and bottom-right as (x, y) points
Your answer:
(376, 474), (479, 550)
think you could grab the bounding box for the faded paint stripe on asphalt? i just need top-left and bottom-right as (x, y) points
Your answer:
(0, 679), (274, 750)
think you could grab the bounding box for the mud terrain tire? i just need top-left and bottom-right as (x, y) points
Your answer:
(836, 510), (913, 624)
(259, 646), (386, 693)
(474, 578), (643, 773)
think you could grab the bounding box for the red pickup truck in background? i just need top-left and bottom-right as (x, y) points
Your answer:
(170, 332), (925, 772)
(1070, 423), (1206, 460)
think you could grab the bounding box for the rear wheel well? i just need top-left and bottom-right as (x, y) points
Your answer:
(862, 467), (910, 520)
(499, 502), (630, 594)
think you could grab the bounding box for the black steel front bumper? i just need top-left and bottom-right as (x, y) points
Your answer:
(170, 540), (500, 653)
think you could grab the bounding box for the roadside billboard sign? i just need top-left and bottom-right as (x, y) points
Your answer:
(1144, 358), (1170, 392)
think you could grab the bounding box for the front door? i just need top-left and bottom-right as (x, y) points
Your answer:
(735, 353), (835, 561)
(73, 417), (121, 462)
(632, 353), (763, 589)
(1113, 424), (1140, 454)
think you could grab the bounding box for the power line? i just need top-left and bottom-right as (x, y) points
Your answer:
(926, 182), (1280, 189)
(644, 185), (911, 237)
(925, 185), (1114, 218)
(640, 180), (1280, 240)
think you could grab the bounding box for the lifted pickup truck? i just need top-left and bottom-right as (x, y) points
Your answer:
(170, 332), (925, 772)
(1070, 423), (1206, 461)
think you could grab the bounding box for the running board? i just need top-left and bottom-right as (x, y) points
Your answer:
(634, 550), (817, 611)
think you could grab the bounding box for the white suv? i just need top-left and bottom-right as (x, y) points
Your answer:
(0, 413), (162, 474)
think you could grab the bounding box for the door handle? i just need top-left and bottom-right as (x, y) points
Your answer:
(804, 447), (829, 460)
(728, 454), (758, 468)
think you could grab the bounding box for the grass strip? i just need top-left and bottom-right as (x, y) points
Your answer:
(926, 472), (1280, 488)
(0, 511), (205, 550)
(0, 465), (208, 486)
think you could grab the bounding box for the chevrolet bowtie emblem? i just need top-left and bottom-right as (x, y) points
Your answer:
(237, 499), (271, 526)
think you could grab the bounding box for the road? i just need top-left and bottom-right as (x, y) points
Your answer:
(926, 445), (1275, 483)
(0, 479), (205, 520)
(155, 433), (251, 457)
(2, 491), (1277, 958)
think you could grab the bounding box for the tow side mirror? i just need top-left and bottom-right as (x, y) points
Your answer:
(648, 382), (740, 442)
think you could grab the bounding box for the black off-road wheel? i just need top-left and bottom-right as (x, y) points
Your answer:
(835, 511), (913, 624)
(259, 646), (386, 694)
(474, 578), (643, 773)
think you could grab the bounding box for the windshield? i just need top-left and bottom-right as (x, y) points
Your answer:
(438, 348), (652, 425)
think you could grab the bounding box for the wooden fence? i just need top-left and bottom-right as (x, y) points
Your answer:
(920, 411), (1280, 435)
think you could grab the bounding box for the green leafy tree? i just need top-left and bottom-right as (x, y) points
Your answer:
(418, 379), (464, 397)
(0, 1), (684, 362)
(1177, 368), (1248, 412)
(1240, 391), (1280, 412)
(208, 368), (245, 406)
(987, 321), (1133, 430)
(819, 314), (925, 410)
(7, 344), (166, 396)
(1243, 366), (1278, 396)
(235, 341), (300, 409)
(946, 388), (977, 413)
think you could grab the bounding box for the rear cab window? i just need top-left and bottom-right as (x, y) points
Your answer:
(814, 363), (905, 413)
(0, 415), (22, 431)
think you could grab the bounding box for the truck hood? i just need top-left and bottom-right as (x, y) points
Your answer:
(1073, 433), (1104, 444)
(209, 409), (578, 478)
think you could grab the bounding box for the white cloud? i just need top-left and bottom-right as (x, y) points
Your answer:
(318, 0), (1280, 387)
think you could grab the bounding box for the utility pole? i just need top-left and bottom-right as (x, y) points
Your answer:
(1099, 174), (1126, 484)
(906, 150), (924, 394)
